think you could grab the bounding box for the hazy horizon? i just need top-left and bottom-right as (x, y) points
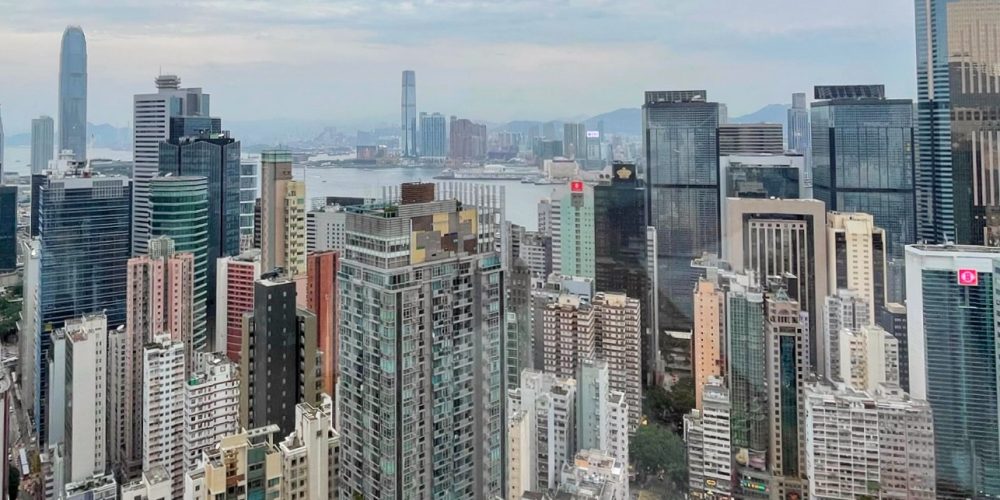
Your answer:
(0, 0), (916, 133)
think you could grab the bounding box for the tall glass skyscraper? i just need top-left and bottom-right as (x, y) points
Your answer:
(812, 84), (915, 300)
(0, 186), (16, 271)
(401, 70), (417, 157)
(643, 90), (722, 332)
(915, 0), (1000, 245)
(34, 170), (131, 440)
(58, 26), (87, 161)
(787, 92), (810, 154)
(159, 130), (241, 336)
(31, 116), (55, 174)
(906, 244), (1000, 498)
(150, 176), (209, 351)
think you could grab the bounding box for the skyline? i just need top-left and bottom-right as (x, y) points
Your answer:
(0, 0), (915, 132)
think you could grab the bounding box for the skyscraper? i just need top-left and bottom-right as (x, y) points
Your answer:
(915, 1), (1000, 244)
(684, 377), (733, 499)
(132, 75), (211, 254)
(338, 184), (504, 498)
(33, 168), (131, 441)
(592, 292), (642, 431)
(63, 313), (108, 484)
(159, 130), (242, 334)
(549, 180), (595, 279)
(0, 105), (5, 179)
(449, 116), (488, 161)
(564, 122), (588, 159)
(724, 197), (828, 374)
(906, 244), (1000, 497)
(141, 336), (185, 497)
(306, 251), (338, 397)
(401, 70), (417, 157)
(419, 112), (447, 158)
(787, 92), (810, 154)
(31, 115), (55, 174)
(812, 84), (915, 291)
(58, 26), (87, 161)
(214, 250), (260, 361)
(507, 369), (578, 493)
(149, 176), (209, 351)
(826, 212), (888, 318)
(764, 287), (808, 498)
(260, 150), (306, 277)
(239, 159), (258, 252)
(240, 277), (319, 435)
(594, 163), (657, 384)
(183, 353), (239, 472)
(643, 90), (722, 332)
(120, 236), (194, 479)
(0, 186), (15, 271)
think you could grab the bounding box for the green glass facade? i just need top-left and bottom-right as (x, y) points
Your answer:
(921, 268), (999, 497)
(726, 286), (767, 453)
(150, 176), (209, 351)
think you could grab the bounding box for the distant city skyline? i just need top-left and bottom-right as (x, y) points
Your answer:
(0, 0), (914, 131)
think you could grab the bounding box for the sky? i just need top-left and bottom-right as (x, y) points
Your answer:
(0, 0), (917, 133)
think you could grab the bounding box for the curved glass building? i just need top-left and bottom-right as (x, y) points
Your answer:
(150, 175), (209, 351)
(59, 26), (87, 161)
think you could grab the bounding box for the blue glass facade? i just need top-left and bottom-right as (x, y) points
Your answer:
(35, 174), (131, 440)
(644, 92), (721, 332)
(812, 98), (916, 262)
(0, 186), (16, 271)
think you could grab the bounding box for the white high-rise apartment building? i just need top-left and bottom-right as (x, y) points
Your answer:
(805, 383), (935, 498)
(142, 336), (185, 496)
(183, 353), (240, 471)
(64, 313), (108, 483)
(132, 75), (210, 255)
(507, 409), (535, 500)
(306, 205), (349, 253)
(507, 369), (578, 493)
(576, 359), (630, 473)
(278, 394), (339, 499)
(839, 325), (899, 392)
(824, 288), (870, 379)
(592, 292), (641, 431)
(684, 377), (732, 498)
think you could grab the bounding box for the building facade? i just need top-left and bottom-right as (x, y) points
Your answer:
(306, 250), (338, 397)
(183, 353), (239, 472)
(549, 181), (595, 279)
(401, 70), (417, 157)
(338, 186), (504, 498)
(64, 313), (107, 484)
(718, 123), (784, 155)
(58, 26), (87, 161)
(31, 115), (55, 174)
(508, 369), (578, 493)
(787, 92), (810, 154)
(141, 336), (186, 496)
(419, 112), (447, 158)
(260, 150), (306, 277)
(643, 90), (722, 332)
(906, 244), (1000, 497)
(132, 75), (211, 254)
(214, 250), (260, 360)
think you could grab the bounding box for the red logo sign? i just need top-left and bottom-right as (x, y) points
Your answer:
(958, 269), (979, 286)
(570, 180), (584, 193)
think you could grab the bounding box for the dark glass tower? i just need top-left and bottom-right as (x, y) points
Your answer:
(58, 26), (87, 161)
(915, 1), (1000, 244)
(35, 170), (131, 440)
(811, 85), (915, 300)
(643, 90), (721, 332)
(159, 130), (241, 323)
(595, 163), (656, 384)
(0, 186), (16, 272)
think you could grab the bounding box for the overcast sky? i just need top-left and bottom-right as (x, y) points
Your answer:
(0, 0), (916, 132)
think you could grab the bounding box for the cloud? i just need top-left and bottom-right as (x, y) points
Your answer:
(0, 0), (917, 132)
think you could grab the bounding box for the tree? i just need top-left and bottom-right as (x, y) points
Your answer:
(630, 422), (687, 487)
(644, 377), (696, 431)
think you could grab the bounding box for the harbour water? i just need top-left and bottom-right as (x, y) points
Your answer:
(4, 146), (556, 230)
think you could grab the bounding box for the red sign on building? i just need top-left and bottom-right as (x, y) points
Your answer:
(570, 180), (584, 193)
(958, 268), (979, 286)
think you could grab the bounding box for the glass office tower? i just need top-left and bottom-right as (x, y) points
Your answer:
(915, 0), (1000, 245)
(35, 171), (131, 440)
(643, 90), (722, 333)
(812, 85), (915, 301)
(58, 26), (87, 161)
(401, 70), (417, 157)
(150, 176), (209, 351)
(907, 244), (1000, 498)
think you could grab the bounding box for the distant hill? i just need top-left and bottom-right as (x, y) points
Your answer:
(730, 104), (789, 127)
(585, 108), (641, 136)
